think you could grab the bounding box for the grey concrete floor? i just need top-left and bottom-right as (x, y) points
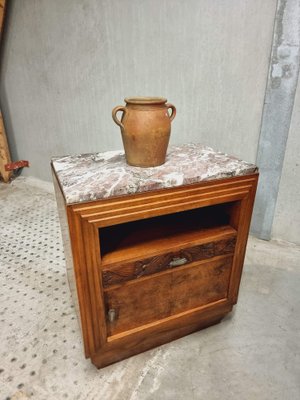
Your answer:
(0, 177), (299, 400)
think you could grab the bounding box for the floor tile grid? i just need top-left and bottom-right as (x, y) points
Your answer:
(0, 182), (93, 399)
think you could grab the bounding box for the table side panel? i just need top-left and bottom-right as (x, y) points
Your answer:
(228, 174), (259, 303)
(52, 169), (93, 357)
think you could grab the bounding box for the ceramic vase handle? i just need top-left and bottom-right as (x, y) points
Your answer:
(112, 106), (126, 129)
(166, 103), (176, 122)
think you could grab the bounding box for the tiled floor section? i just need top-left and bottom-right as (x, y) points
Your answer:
(0, 177), (300, 400)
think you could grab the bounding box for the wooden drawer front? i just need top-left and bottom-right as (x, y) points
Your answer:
(104, 256), (232, 336)
(102, 235), (236, 288)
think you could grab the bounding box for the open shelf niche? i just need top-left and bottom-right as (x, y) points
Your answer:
(99, 201), (240, 266)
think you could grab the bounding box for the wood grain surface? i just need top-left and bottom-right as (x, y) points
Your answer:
(52, 169), (258, 367)
(104, 256), (233, 336)
(102, 234), (236, 287)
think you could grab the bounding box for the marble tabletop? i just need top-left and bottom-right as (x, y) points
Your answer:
(51, 143), (258, 205)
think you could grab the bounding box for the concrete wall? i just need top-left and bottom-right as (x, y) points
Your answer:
(4, 0), (299, 245)
(251, 0), (300, 241)
(0, 0), (276, 181)
(272, 77), (300, 244)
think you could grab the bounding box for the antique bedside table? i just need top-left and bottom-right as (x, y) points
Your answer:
(51, 143), (258, 368)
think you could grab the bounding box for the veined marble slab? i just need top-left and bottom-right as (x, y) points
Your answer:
(51, 143), (258, 205)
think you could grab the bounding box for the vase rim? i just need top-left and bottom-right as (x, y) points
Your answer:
(124, 97), (167, 105)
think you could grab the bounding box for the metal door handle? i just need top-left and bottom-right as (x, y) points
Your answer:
(169, 257), (187, 267)
(108, 308), (117, 322)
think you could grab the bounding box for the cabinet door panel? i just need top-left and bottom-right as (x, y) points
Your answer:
(104, 256), (232, 336)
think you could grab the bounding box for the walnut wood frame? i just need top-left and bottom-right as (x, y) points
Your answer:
(52, 166), (258, 368)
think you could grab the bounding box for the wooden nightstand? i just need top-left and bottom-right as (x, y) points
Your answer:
(51, 143), (258, 368)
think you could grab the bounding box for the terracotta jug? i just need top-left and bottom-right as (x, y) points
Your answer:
(112, 97), (176, 167)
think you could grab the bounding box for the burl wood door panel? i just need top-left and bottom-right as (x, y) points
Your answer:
(104, 255), (233, 336)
